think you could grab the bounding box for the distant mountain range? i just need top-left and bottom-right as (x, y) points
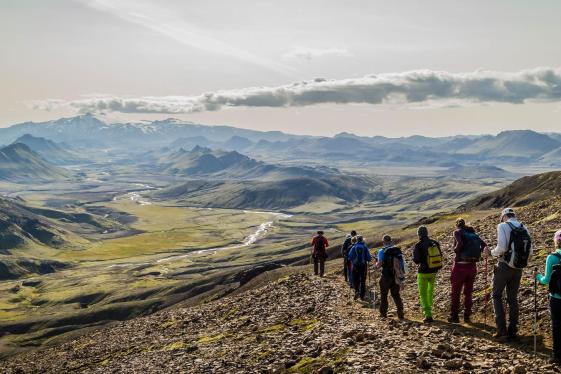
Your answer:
(0, 143), (72, 182)
(1, 114), (560, 166)
(12, 134), (82, 165)
(153, 146), (334, 180)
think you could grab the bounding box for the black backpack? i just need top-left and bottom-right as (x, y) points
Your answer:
(549, 253), (561, 295)
(504, 222), (532, 269)
(314, 236), (326, 255)
(382, 246), (403, 279)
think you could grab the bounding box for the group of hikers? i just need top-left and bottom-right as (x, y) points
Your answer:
(310, 208), (561, 365)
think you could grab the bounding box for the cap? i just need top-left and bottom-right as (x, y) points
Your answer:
(554, 229), (561, 242)
(501, 208), (515, 217)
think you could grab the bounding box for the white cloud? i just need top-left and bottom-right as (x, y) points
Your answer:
(282, 47), (352, 61)
(32, 67), (561, 114)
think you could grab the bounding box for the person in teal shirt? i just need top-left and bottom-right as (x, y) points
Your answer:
(536, 229), (561, 365)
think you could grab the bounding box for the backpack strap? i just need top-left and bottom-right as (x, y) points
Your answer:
(552, 252), (561, 260)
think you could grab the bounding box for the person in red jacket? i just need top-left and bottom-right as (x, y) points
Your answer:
(311, 231), (329, 277)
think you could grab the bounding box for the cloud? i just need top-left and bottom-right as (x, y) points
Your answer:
(32, 67), (561, 114)
(76, 0), (294, 75)
(282, 47), (352, 61)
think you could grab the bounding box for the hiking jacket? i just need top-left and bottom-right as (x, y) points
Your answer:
(453, 226), (487, 263)
(341, 237), (353, 257)
(413, 237), (440, 274)
(347, 242), (372, 266)
(311, 235), (329, 254)
(491, 218), (533, 263)
(537, 249), (561, 299)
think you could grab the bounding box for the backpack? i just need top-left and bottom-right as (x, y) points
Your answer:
(549, 253), (561, 295)
(426, 240), (443, 270)
(459, 230), (482, 262)
(382, 247), (405, 284)
(341, 237), (352, 257)
(504, 222), (532, 269)
(314, 236), (326, 256)
(352, 243), (369, 266)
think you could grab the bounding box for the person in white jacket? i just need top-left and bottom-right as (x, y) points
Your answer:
(485, 207), (533, 340)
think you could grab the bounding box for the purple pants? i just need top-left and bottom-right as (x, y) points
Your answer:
(450, 262), (477, 318)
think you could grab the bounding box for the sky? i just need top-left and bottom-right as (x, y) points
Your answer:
(2, 0), (561, 137)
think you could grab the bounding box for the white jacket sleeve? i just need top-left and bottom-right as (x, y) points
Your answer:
(491, 223), (508, 257)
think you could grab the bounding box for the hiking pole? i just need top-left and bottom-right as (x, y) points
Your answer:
(484, 253), (489, 328)
(533, 266), (538, 356)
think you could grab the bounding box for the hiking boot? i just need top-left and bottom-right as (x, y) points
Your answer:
(493, 328), (508, 340)
(379, 314), (387, 320)
(463, 315), (471, 324)
(398, 315), (405, 321)
(448, 315), (460, 323)
(423, 317), (434, 324)
(507, 333), (519, 342)
(354, 291), (359, 300)
(548, 356), (561, 366)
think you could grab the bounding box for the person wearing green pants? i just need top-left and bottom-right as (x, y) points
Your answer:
(413, 226), (443, 323)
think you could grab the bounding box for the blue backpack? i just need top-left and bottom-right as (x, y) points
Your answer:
(460, 230), (483, 262)
(353, 244), (367, 266)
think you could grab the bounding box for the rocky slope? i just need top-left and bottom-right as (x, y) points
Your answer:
(3, 268), (558, 372)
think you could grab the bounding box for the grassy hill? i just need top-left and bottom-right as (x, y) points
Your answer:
(0, 143), (72, 182)
(462, 170), (561, 209)
(153, 176), (380, 210)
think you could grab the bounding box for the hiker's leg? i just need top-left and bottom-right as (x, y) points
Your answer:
(426, 273), (436, 318)
(506, 267), (522, 336)
(343, 257), (348, 281)
(379, 277), (389, 317)
(390, 280), (404, 318)
(417, 273), (429, 318)
(319, 257), (325, 277)
(352, 267), (361, 297)
(313, 256), (319, 275)
(492, 263), (508, 332)
(348, 261), (353, 287)
(359, 266), (367, 300)
(551, 297), (561, 361)
(450, 263), (463, 318)
(463, 263), (477, 319)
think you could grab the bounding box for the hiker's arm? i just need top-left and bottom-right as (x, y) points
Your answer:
(453, 230), (462, 253)
(537, 254), (555, 285)
(491, 225), (507, 257)
(412, 243), (421, 264)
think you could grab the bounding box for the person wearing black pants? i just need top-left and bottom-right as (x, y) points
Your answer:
(347, 235), (372, 301)
(551, 297), (561, 364)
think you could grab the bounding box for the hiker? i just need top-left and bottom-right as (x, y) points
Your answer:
(347, 235), (372, 300)
(376, 235), (406, 319)
(485, 208), (533, 340)
(341, 230), (357, 282)
(449, 218), (488, 324)
(413, 226), (442, 323)
(535, 229), (561, 365)
(311, 230), (329, 277)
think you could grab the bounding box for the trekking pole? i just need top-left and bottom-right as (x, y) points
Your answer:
(484, 253), (489, 328)
(533, 266), (538, 356)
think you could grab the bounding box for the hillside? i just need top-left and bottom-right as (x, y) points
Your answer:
(0, 143), (71, 181)
(153, 176), (379, 210)
(463, 170), (561, 209)
(156, 146), (329, 180)
(3, 269), (553, 373)
(455, 130), (560, 160)
(13, 134), (82, 165)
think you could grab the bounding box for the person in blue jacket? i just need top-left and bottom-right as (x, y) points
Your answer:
(347, 235), (372, 300)
(536, 229), (561, 365)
